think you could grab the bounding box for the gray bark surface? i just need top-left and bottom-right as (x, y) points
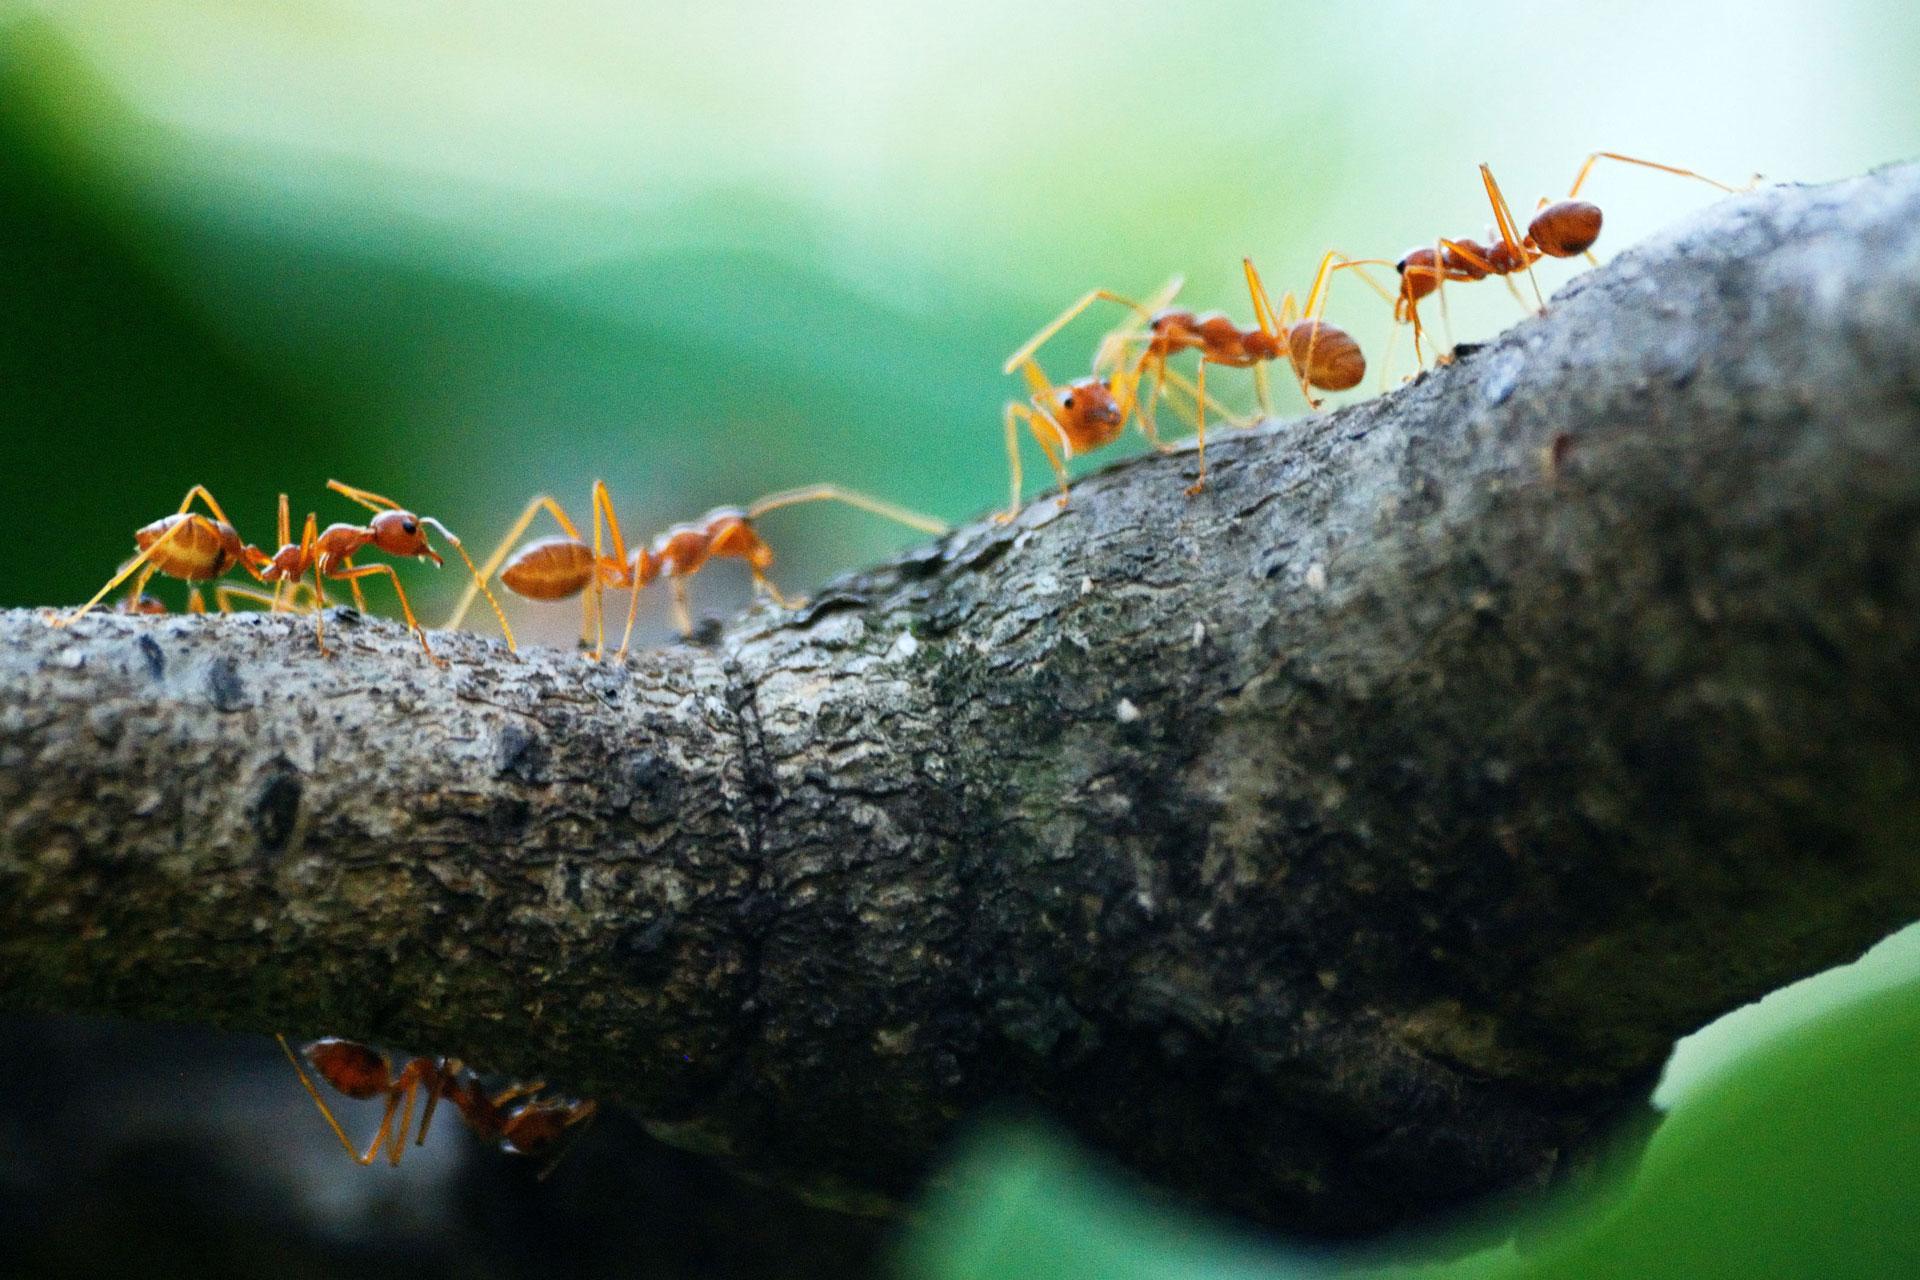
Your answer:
(4, 164), (1919, 1236)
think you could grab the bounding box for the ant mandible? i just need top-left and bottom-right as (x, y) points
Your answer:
(276, 1035), (597, 1174)
(1356, 152), (1744, 365)
(443, 482), (948, 660)
(257, 480), (513, 667)
(52, 485), (279, 626)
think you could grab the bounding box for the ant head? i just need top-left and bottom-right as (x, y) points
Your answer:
(370, 511), (443, 565)
(304, 1038), (393, 1100)
(1059, 377), (1122, 428)
(500, 1098), (598, 1157)
(707, 514), (774, 572)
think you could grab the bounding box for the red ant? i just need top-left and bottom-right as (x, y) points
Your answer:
(276, 1035), (597, 1175)
(443, 483), (947, 659)
(1348, 153), (1745, 365)
(53, 485), (280, 626)
(1001, 276), (1261, 516)
(257, 480), (513, 667)
(1002, 259), (1377, 510)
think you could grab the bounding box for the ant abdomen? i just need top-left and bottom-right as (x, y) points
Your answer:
(501, 1100), (599, 1157)
(501, 536), (598, 601)
(1528, 199), (1603, 257)
(134, 514), (244, 581)
(1286, 320), (1366, 391)
(303, 1037), (394, 1100)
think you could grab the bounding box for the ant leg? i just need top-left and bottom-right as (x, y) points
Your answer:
(214, 584), (295, 613)
(1138, 359), (1175, 450)
(1567, 151), (1740, 199)
(340, 556), (370, 614)
(444, 496), (585, 633)
(744, 484), (948, 535)
(54, 521), (190, 627)
(490, 1081), (546, 1109)
(324, 479), (400, 513)
(311, 564), (333, 657)
(386, 1068), (423, 1166)
(328, 564), (445, 666)
(1018, 404), (1073, 509)
(750, 571), (802, 615)
(187, 588), (206, 614)
(1187, 360), (1210, 496)
(1002, 288), (1154, 375)
(669, 578), (694, 637)
(121, 564), (161, 614)
(998, 403), (1028, 522)
(412, 518), (516, 651)
(1480, 165), (1548, 312)
(1246, 261), (1320, 410)
(275, 1034), (385, 1166)
(415, 1066), (454, 1148)
(1158, 367), (1239, 429)
(616, 583), (646, 662)
(1273, 289), (1324, 410)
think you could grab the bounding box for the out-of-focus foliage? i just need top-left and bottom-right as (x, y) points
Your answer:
(3, 2), (1919, 1274)
(902, 932), (1920, 1280)
(6, 0), (1919, 643)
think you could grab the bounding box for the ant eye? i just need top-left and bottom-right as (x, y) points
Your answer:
(402, 519), (418, 534)
(1062, 394), (1075, 410)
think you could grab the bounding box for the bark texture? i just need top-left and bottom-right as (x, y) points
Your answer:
(4, 164), (1920, 1236)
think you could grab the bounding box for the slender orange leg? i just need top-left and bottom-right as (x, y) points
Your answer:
(386, 1068), (422, 1166)
(444, 495), (586, 633)
(616, 567), (648, 664)
(325, 479), (400, 513)
(669, 578), (694, 636)
(999, 402), (1029, 522)
(745, 484), (948, 534)
(415, 1063), (457, 1148)
(214, 584), (311, 613)
(1000, 403), (1073, 518)
(276, 1034), (391, 1167)
(1243, 259), (1320, 410)
(54, 520), (192, 627)
(327, 563), (444, 666)
(491, 1081), (547, 1108)
(1480, 164), (1548, 311)
(1002, 287), (1160, 375)
(1567, 151), (1739, 199)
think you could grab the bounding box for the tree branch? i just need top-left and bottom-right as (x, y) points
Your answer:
(5, 164), (1920, 1236)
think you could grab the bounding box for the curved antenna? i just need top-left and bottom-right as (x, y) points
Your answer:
(444, 495), (584, 634)
(746, 484), (948, 536)
(418, 517), (517, 651)
(1002, 283), (1166, 375)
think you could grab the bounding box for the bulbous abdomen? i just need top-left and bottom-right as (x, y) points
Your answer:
(133, 514), (240, 581)
(501, 537), (597, 600)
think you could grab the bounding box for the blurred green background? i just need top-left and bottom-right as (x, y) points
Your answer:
(6, 0), (1919, 642)
(2, 0), (1918, 1275)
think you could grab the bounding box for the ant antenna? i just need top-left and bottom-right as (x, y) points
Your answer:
(744, 484), (949, 535)
(326, 479), (517, 651)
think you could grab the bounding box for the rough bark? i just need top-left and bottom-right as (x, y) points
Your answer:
(4, 164), (1920, 1237)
